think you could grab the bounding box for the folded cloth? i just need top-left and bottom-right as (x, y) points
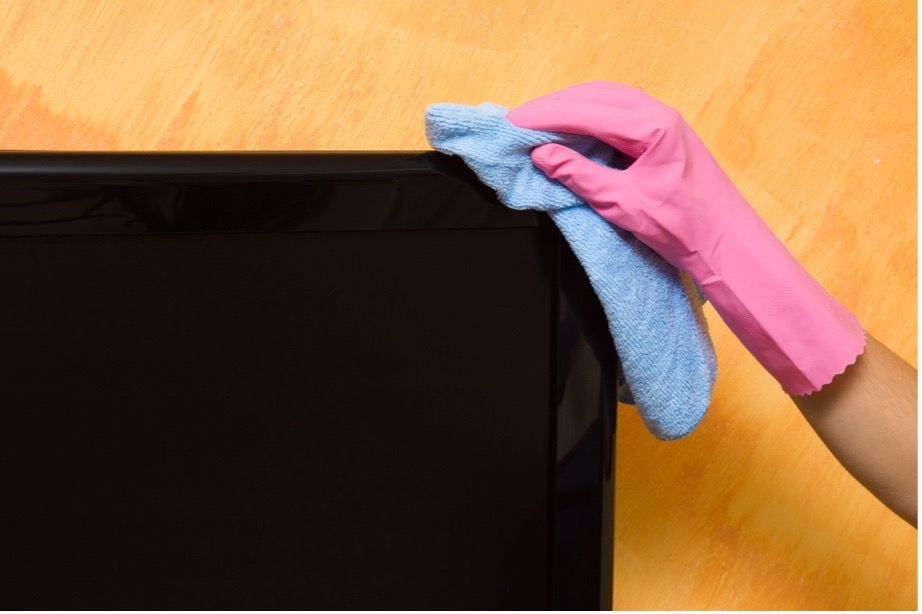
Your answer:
(425, 102), (717, 440)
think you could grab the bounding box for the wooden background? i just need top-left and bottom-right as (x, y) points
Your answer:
(0, 0), (915, 609)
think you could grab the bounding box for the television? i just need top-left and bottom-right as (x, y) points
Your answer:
(0, 152), (617, 610)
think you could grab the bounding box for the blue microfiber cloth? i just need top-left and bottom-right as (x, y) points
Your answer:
(425, 102), (717, 440)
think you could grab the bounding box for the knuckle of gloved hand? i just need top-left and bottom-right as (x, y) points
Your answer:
(652, 103), (684, 131)
(641, 105), (686, 150)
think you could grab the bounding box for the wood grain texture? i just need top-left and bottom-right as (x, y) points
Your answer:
(0, 0), (915, 609)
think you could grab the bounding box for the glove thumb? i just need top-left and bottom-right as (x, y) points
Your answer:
(530, 143), (636, 230)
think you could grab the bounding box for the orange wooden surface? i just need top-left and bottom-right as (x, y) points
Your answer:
(0, 1), (915, 609)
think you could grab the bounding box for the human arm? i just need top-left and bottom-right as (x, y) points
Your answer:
(506, 81), (916, 525)
(793, 334), (917, 526)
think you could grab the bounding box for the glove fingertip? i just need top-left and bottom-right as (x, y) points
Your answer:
(506, 103), (547, 131)
(529, 143), (574, 176)
(530, 143), (605, 196)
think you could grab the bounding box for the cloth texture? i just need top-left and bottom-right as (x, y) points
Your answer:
(425, 102), (717, 440)
(507, 82), (865, 396)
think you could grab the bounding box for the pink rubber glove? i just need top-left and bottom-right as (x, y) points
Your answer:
(507, 81), (865, 395)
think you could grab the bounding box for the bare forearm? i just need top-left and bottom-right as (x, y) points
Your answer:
(505, 83), (917, 524)
(792, 334), (917, 526)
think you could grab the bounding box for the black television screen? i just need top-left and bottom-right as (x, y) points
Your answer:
(0, 152), (617, 610)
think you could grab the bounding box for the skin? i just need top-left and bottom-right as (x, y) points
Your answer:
(792, 334), (917, 527)
(508, 83), (918, 528)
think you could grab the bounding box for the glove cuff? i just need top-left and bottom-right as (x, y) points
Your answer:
(693, 205), (866, 395)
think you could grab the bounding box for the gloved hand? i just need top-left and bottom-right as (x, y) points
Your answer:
(507, 81), (865, 395)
